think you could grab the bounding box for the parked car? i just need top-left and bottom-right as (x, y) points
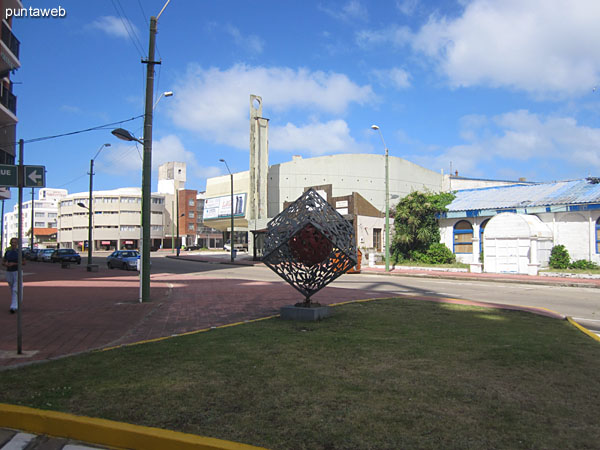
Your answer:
(26, 248), (42, 261)
(51, 249), (82, 264)
(38, 248), (55, 262)
(107, 250), (140, 271)
(185, 245), (201, 251)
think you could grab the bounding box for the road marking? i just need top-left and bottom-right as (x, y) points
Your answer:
(572, 317), (600, 322)
(2, 432), (35, 450)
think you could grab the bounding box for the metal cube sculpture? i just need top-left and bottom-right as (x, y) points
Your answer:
(262, 188), (357, 305)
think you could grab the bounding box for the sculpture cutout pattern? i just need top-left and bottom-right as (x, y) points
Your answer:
(262, 188), (358, 305)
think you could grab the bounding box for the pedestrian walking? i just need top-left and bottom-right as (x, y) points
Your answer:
(3, 237), (23, 313)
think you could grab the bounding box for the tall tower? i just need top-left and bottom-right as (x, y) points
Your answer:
(249, 95), (269, 221)
(157, 161), (186, 194)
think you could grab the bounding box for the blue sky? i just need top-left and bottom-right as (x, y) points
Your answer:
(6, 0), (600, 212)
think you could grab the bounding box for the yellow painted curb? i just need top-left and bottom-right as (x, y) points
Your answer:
(567, 317), (600, 342)
(101, 315), (279, 352)
(0, 403), (268, 450)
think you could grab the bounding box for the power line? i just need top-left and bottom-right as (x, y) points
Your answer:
(0, 114), (143, 148)
(110, 0), (145, 57)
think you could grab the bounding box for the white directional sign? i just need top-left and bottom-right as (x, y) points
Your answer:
(24, 165), (45, 187)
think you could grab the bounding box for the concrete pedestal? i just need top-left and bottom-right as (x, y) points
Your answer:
(280, 305), (331, 321)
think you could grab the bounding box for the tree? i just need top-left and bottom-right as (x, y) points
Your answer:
(391, 190), (455, 262)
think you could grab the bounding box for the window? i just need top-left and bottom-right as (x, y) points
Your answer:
(188, 224), (195, 231)
(34, 222), (45, 227)
(479, 219), (489, 254)
(48, 213), (57, 218)
(454, 221), (473, 254)
(35, 212), (45, 218)
(188, 199), (195, 206)
(596, 217), (600, 253)
(188, 212), (194, 219)
(373, 228), (382, 252)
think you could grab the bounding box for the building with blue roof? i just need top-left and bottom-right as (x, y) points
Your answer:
(438, 178), (600, 273)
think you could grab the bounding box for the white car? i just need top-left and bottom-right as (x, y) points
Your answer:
(39, 248), (55, 262)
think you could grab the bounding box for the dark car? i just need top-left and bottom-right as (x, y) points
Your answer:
(107, 250), (140, 271)
(26, 248), (42, 261)
(51, 249), (82, 264)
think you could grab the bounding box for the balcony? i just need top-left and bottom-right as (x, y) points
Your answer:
(0, 82), (16, 117)
(0, 22), (19, 76)
(1, 21), (19, 60)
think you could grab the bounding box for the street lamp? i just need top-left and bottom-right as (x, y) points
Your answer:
(153, 91), (173, 109)
(176, 211), (184, 257)
(219, 158), (234, 262)
(110, 0), (170, 302)
(112, 127), (149, 302)
(371, 124), (390, 272)
(80, 143), (111, 270)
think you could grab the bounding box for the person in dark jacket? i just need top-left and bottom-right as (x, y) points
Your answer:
(3, 237), (24, 313)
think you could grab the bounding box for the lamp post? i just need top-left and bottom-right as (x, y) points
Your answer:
(371, 125), (390, 272)
(176, 209), (184, 257)
(219, 159), (234, 262)
(81, 143), (111, 269)
(153, 91), (173, 109)
(111, 128), (148, 302)
(109, 1), (170, 302)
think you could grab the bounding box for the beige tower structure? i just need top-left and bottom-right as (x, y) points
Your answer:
(158, 162), (186, 249)
(249, 95), (269, 222)
(248, 95), (270, 252)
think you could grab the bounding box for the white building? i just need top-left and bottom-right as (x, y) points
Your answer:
(204, 153), (443, 257)
(439, 179), (600, 274)
(2, 188), (67, 248)
(57, 188), (165, 251)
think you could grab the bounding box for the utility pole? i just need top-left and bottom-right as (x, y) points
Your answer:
(140, 15), (159, 302)
(17, 139), (23, 354)
(87, 158), (94, 266)
(30, 188), (34, 250)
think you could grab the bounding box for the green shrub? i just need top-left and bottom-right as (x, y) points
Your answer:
(549, 245), (570, 269)
(423, 243), (456, 264)
(569, 259), (600, 270)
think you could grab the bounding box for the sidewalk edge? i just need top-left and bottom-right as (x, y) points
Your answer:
(566, 317), (600, 342)
(0, 403), (267, 450)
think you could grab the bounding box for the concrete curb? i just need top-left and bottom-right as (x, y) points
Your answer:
(0, 404), (267, 450)
(359, 268), (600, 289)
(567, 317), (600, 342)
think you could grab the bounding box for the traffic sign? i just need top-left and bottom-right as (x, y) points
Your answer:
(0, 164), (46, 187)
(0, 164), (17, 187)
(25, 165), (45, 187)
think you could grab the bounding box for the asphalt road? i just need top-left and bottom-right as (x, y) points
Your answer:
(136, 253), (600, 334)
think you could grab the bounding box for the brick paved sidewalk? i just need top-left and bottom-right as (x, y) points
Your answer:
(0, 263), (381, 368)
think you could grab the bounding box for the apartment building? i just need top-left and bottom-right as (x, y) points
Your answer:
(0, 0), (21, 202)
(2, 188), (67, 248)
(57, 188), (165, 251)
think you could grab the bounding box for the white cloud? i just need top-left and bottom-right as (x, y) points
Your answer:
(371, 67), (411, 89)
(169, 64), (374, 153)
(412, 110), (600, 178)
(87, 16), (138, 40)
(224, 24), (264, 54)
(98, 135), (221, 180)
(356, 25), (413, 48)
(270, 119), (363, 155)
(411, 0), (600, 96)
(396, 0), (420, 16)
(320, 0), (368, 22)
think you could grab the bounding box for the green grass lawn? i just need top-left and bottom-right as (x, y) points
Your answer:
(1, 298), (600, 449)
